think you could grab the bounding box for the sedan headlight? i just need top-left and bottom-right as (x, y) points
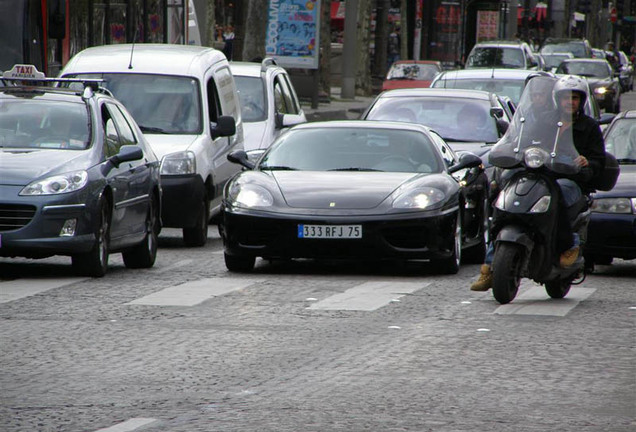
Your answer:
(524, 147), (548, 169)
(591, 197), (634, 214)
(392, 187), (445, 209)
(161, 151), (196, 175)
(20, 170), (88, 196)
(594, 86), (608, 95)
(229, 183), (274, 208)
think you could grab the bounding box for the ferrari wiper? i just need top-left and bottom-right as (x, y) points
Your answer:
(616, 158), (636, 164)
(260, 165), (297, 171)
(328, 167), (383, 172)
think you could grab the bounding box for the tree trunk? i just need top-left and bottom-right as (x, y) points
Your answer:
(373, 0), (389, 80)
(355, 0), (373, 95)
(400, 0), (408, 60)
(241, 0), (268, 61)
(319, 0), (332, 98)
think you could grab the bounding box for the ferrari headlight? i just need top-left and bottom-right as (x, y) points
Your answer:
(161, 151), (196, 175)
(392, 187), (445, 209)
(591, 197), (634, 214)
(20, 170), (88, 196)
(229, 183), (274, 208)
(594, 86), (608, 95)
(524, 147), (548, 169)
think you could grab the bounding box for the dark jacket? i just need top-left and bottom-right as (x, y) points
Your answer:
(565, 112), (606, 189)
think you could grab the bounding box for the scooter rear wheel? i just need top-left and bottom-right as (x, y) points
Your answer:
(544, 278), (572, 299)
(492, 243), (523, 304)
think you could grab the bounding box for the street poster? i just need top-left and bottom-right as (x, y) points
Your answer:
(265, 0), (321, 69)
(476, 10), (499, 42)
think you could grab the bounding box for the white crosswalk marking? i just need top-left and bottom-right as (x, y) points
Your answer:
(94, 418), (159, 432)
(307, 281), (430, 311)
(494, 285), (596, 316)
(127, 278), (261, 306)
(0, 278), (86, 303)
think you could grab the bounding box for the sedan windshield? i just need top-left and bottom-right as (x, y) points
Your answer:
(366, 97), (499, 143)
(604, 119), (636, 161)
(0, 100), (90, 149)
(260, 127), (443, 173)
(556, 61), (611, 78)
(467, 47), (524, 69)
(387, 63), (440, 81)
(65, 73), (202, 134)
(234, 75), (267, 122)
(432, 78), (524, 104)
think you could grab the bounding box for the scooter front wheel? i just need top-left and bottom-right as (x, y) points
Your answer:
(492, 243), (524, 304)
(544, 278), (572, 299)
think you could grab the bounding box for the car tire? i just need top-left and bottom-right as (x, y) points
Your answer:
(122, 195), (159, 269)
(183, 192), (209, 247)
(432, 213), (461, 274)
(72, 198), (110, 277)
(224, 252), (255, 272)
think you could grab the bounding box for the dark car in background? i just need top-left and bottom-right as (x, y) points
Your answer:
(584, 110), (636, 269)
(220, 121), (489, 274)
(0, 65), (162, 277)
(556, 58), (621, 113)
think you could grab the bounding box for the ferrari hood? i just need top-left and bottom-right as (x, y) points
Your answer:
(272, 171), (416, 209)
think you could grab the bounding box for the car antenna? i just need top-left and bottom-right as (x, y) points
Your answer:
(128, 28), (138, 69)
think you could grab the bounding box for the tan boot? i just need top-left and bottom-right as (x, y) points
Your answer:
(559, 246), (579, 268)
(470, 264), (493, 291)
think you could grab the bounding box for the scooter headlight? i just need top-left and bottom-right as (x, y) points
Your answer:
(524, 147), (549, 169)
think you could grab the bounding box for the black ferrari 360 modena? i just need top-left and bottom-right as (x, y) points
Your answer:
(219, 121), (489, 273)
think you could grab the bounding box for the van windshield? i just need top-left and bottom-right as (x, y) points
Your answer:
(64, 73), (202, 134)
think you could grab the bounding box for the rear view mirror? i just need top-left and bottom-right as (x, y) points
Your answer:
(490, 107), (504, 119)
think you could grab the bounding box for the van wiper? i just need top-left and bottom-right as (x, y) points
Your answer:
(328, 167), (383, 171)
(260, 165), (297, 171)
(139, 125), (168, 134)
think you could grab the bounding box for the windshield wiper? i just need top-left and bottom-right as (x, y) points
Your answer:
(139, 125), (168, 134)
(260, 165), (297, 171)
(328, 167), (383, 172)
(616, 158), (636, 164)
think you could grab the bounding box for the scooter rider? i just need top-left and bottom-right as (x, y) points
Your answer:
(470, 75), (606, 291)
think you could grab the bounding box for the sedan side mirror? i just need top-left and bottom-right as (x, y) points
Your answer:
(109, 145), (143, 167)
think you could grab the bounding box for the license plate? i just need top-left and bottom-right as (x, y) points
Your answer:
(298, 224), (362, 239)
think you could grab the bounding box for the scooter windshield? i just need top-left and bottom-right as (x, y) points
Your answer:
(489, 76), (581, 176)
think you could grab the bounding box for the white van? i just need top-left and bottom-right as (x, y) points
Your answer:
(61, 44), (244, 246)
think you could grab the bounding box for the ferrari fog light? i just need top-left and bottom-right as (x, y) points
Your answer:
(591, 197), (633, 214)
(529, 195), (551, 213)
(59, 219), (77, 237)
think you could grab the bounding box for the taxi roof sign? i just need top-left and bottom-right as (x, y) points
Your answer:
(3, 64), (46, 80)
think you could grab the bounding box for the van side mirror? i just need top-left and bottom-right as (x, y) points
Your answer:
(210, 115), (236, 139)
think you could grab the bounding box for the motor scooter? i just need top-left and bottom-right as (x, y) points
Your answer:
(487, 76), (618, 304)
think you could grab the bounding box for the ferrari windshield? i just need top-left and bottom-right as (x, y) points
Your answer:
(0, 100), (90, 149)
(489, 76), (580, 175)
(259, 127), (444, 173)
(366, 97), (499, 143)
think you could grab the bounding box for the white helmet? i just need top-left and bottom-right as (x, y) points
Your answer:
(553, 74), (587, 111)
